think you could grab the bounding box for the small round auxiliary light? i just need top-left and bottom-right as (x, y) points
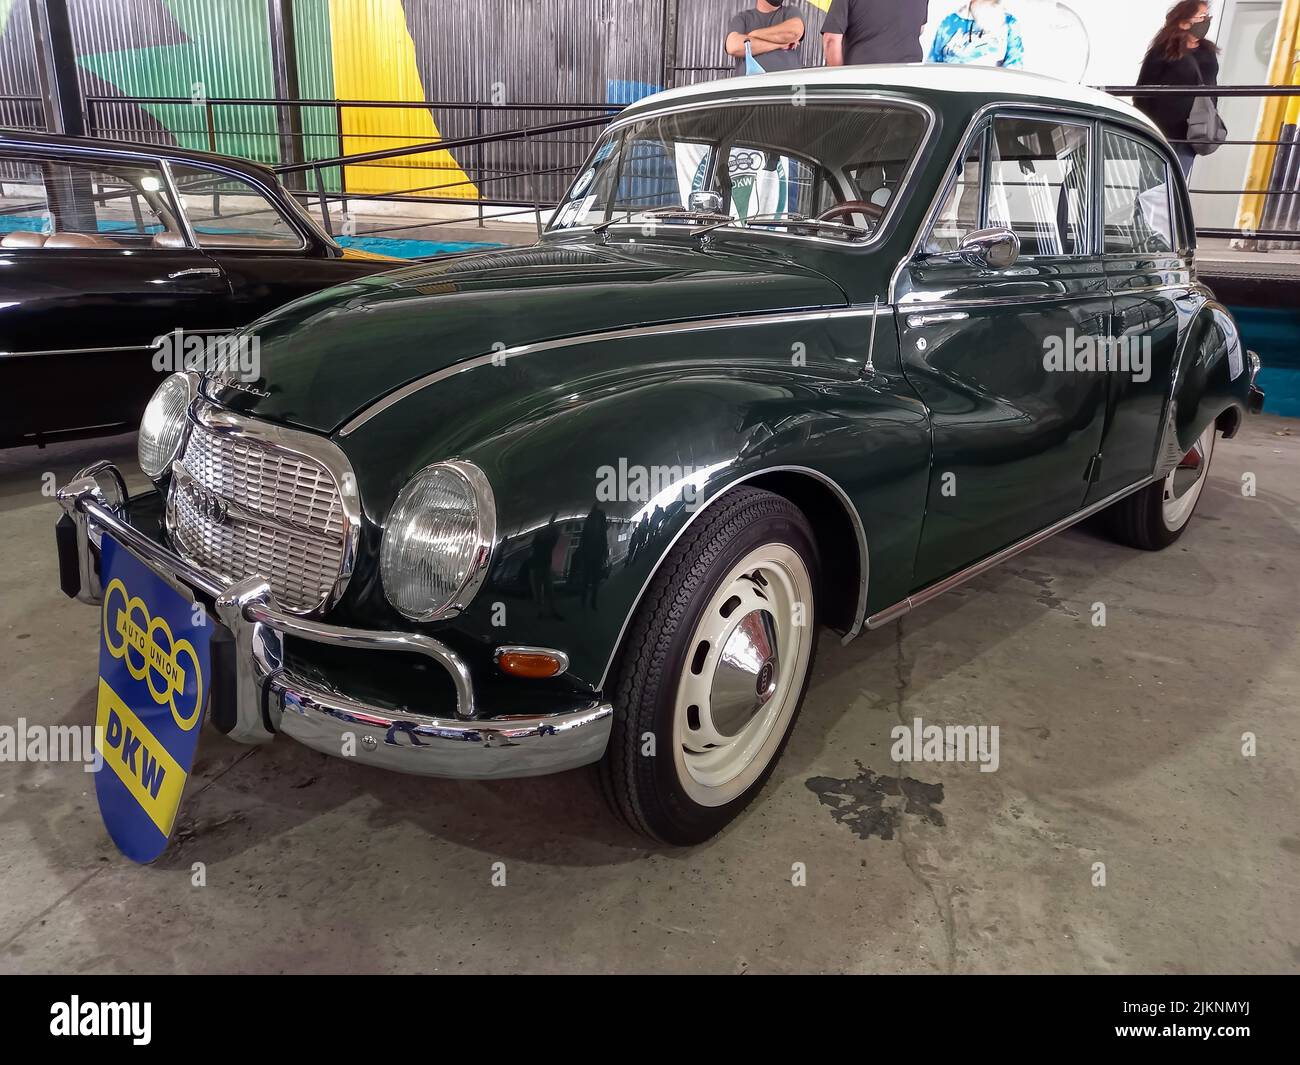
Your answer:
(496, 648), (567, 679)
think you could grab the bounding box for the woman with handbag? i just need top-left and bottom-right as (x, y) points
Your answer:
(1135, 1), (1221, 179)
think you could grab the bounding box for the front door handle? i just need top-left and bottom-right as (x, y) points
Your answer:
(907, 311), (969, 328)
(168, 267), (223, 280)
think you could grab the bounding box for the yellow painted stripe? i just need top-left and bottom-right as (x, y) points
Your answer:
(327, 0), (477, 198)
(1236, 0), (1300, 234)
(96, 678), (187, 838)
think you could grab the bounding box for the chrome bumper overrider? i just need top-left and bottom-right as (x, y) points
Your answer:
(55, 463), (612, 780)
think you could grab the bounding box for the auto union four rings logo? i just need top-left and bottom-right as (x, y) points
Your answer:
(182, 479), (228, 524)
(101, 577), (203, 731)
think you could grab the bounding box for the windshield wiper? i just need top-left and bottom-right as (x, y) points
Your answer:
(646, 207), (734, 225)
(592, 207), (732, 235)
(591, 210), (635, 234)
(736, 212), (870, 237)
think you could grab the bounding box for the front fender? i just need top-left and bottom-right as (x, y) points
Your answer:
(336, 315), (930, 689)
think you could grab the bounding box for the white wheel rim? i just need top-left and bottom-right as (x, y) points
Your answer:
(1162, 424), (1215, 530)
(670, 543), (814, 807)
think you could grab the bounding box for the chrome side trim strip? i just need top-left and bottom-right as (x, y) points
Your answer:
(597, 463), (869, 691)
(864, 474), (1157, 630)
(338, 306), (888, 437)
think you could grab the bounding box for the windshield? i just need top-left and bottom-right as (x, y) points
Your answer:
(549, 100), (929, 243)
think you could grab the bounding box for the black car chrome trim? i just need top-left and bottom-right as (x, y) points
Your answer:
(597, 463), (869, 691)
(338, 307), (889, 437)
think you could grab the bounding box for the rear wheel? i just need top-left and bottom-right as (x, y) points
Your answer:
(1104, 424), (1216, 550)
(598, 487), (819, 845)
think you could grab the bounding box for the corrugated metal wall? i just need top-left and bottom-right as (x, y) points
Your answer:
(71, 0), (280, 160)
(0, 0), (43, 131)
(1, 0), (834, 199)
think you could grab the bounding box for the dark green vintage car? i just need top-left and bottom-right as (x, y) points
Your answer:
(56, 67), (1263, 845)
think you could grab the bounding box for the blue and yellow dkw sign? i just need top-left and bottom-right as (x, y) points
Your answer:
(95, 537), (210, 863)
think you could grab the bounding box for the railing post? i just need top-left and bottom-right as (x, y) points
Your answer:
(205, 99), (217, 152)
(315, 165), (333, 235)
(474, 104), (484, 229)
(335, 101), (348, 220)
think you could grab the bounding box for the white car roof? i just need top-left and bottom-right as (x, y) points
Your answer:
(620, 64), (1158, 134)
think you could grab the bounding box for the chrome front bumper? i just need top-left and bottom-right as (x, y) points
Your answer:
(55, 463), (612, 780)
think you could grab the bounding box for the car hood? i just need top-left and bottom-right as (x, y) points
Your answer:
(203, 239), (848, 433)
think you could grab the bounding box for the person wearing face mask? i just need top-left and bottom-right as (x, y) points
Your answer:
(1135, 1), (1220, 178)
(927, 1), (1024, 67)
(724, 0), (805, 75)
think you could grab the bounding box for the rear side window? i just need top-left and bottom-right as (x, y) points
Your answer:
(985, 116), (1090, 257)
(170, 164), (305, 250)
(1102, 130), (1175, 254)
(0, 153), (181, 250)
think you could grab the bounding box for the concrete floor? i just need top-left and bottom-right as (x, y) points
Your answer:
(0, 416), (1296, 974)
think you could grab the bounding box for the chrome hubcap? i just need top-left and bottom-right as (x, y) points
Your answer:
(709, 608), (780, 737)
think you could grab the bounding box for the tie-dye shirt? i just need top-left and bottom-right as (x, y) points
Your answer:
(928, 6), (1024, 68)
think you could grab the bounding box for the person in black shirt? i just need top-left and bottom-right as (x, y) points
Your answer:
(822, 0), (929, 66)
(1135, 0), (1220, 179)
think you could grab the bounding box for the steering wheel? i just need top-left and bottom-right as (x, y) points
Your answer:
(815, 200), (886, 224)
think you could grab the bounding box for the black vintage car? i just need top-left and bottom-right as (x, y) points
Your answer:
(0, 132), (401, 447)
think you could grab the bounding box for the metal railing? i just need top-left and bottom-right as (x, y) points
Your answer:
(83, 94), (617, 220)
(3, 85), (1300, 248)
(1103, 84), (1300, 246)
(272, 111), (620, 236)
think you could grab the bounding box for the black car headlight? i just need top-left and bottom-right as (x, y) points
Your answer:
(137, 371), (196, 483)
(380, 460), (496, 621)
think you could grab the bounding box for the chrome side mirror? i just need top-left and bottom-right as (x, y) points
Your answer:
(688, 190), (724, 214)
(957, 227), (1020, 270)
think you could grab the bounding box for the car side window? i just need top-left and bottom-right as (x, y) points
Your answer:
(1101, 130), (1175, 255)
(0, 154), (181, 250)
(985, 116), (1090, 257)
(170, 164), (305, 250)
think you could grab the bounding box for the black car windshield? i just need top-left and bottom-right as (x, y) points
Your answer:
(549, 99), (929, 242)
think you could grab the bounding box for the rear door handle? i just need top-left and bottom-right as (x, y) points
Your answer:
(168, 267), (223, 279)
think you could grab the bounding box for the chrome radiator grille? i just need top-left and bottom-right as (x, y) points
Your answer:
(167, 408), (355, 614)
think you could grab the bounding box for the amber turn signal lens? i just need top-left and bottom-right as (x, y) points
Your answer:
(497, 651), (564, 679)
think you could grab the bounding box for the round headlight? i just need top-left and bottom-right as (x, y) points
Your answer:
(381, 461), (496, 621)
(138, 372), (194, 481)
